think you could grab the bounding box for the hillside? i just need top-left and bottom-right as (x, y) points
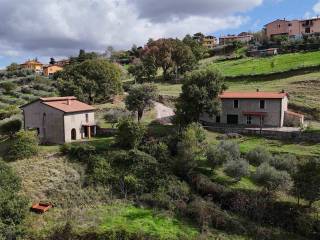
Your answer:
(0, 73), (57, 115)
(204, 51), (320, 77)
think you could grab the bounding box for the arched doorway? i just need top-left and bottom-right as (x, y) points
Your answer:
(71, 128), (76, 140)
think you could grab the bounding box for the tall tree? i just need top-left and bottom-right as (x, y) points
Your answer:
(175, 69), (226, 126)
(147, 39), (174, 81)
(183, 34), (207, 61)
(56, 59), (122, 103)
(125, 83), (158, 122)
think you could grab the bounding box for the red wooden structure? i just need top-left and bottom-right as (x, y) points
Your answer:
(30, 202), (53, 213)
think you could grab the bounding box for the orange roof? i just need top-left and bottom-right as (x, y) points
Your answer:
(219, 91), (288, 99)
(40, 96), (95, 113)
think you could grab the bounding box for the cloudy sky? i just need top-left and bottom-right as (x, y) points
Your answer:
(0, 0), (319, 68)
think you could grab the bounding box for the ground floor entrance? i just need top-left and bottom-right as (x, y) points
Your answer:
(82, 125), (96, 139)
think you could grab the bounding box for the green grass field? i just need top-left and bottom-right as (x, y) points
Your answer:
(205, 51), (320, 77)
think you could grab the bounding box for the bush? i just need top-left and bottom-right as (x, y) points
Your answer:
(60, 143), (96, 163)
(0, 106), (20, 120)
(224, 159), (250, 180)
(207, 141), (240, 168)
(246, 147), (273, 166)
(0, 161), (28, 230)
(104, 108), (130, 128)
(6, 130), (39, 161)
(252, 163), (293, 192)
(0, 81), (17, 94)
(116, 118), (146, 149)
(0, 119), (22, 136)
(269, 154), (298, 174)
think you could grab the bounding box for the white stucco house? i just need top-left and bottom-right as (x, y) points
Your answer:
(21, 96), (96, 144)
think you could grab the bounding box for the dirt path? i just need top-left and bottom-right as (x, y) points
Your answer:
(154, 102), (175, 123)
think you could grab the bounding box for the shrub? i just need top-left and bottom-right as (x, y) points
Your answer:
(0, 161), (28, 228)
(143, 177), (190, 210)
(207, 141), (240, 168)
(60, 143), (96, 163)
(0, 119), (22, 136)
(140, 141), (171, 166)
(269, 154), (298, 174)
(175, 123), (206, 177)
(0, 81), (16, 94)
(224, 159), (250, 181)
(0, 106), (20, 120)
(246, 147), (273, 166)
(6, 130), (39, 161)
(116, 117), (146, 149)
(293, 158), (320, 207)
(104, 108), (130, 128)
(252, 163), (293, 192)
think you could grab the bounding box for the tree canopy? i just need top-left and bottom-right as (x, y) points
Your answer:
(56, 59), (122, 103)
(125, 83), (158, 122)
(175, 68), (226, 125)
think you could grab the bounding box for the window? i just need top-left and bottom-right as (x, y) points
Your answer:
(85, 113), (89, 123)
(288, 23), (292, 27)
(233, 100), (239, 109)
(216, 116), (221, 123)
(305, 27), (311, 33)
(247, 116), (252, 125)
(260, 100), (265, 109)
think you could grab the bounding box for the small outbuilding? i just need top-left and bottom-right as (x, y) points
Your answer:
(21, 96), (96, 144)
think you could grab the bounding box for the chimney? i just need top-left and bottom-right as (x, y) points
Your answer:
(67, 98), (71, 105)
(256, 88), (260, 92)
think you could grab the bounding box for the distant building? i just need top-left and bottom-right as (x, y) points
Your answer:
(247, 48), (278, 57)
(55, 59), (70, 67)
(202, 35), (218, 49)
(264, 17), (320, 39)
(20, 59), (44, 73)
(200, 91), (304, 128)
(43, 65), (63, 77)
(219, 34), (254, 45)
(193, 33), (218, 49)
(21, 96), (96, 144)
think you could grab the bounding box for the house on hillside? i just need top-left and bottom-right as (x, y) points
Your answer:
(20, 59), (44, 74)
(200, 91), (304, 128)
(21, 96), (96, 144)
(264, 17), (320, 39)
(219, 34), (253, 45)
(43, 65), (63, 77)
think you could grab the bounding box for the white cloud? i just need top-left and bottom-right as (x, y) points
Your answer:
(0, 0), (262, 59)
(314, 1), (320, 14)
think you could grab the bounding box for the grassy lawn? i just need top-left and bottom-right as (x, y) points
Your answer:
(205, 130), (320, 157)
(205, 51), (320, 77)
(97, 203), (198, 239)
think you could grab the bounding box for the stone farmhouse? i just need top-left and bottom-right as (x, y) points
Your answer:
(21, 96), (96, 144)
(200, 91), (304, 128)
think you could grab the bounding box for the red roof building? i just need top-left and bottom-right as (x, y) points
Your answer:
(21, 96), (96, 144)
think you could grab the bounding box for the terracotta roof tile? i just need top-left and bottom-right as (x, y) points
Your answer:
(40, 96), (95, 113)
(219, 91), (288, 99)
